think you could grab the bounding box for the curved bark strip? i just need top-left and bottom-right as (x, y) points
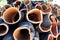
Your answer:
(56, 33), (60, 40)
(13, 21), (35, 40)
(13, 27), (32, 40)
(24, 0), (30, 5)
(48, 34), (54, 40)
(4, 4), (11, 9)
(39, 24), (51, 32)
(35, 4), (52, 14)
(0, 23), (9, 36)
(49, 14), (57, 23)
(50, 22), (58, 37)
(20, 9), (27, 14)
(42, 4), (52, 13)
(13, 1), (21, 9)
(26, 9), (43, 24)
(3, 7), (21, 24)
(35, 4), (42, 10)
(39, 14), (51, 32)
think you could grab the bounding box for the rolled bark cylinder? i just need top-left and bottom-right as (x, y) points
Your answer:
(56, 33), (60, 40)
(50, 22), (58, 37)
(0, 23), (9, 36)
(49, 14), (57, 23)
(3, 7), (21, 24)
(48, 34), (54, 40)
(13, 1), (21, 9)
(0, 7), (6, 16)
(35, 4), (52, 14)
(39, 14), (51, 32)
(13, 27), (32, 40)
(42, 4), (52, 14)
(35, 4), (42, 10)
(4, 4), (11, 9)
(13, 22), (35, 40)
(26, 9), (43, 24)
(24, 0), (31, 5)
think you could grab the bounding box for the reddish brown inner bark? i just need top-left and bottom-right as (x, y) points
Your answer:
(51, 23), (57, 36)
(28, 9), (41, 22)
(14, 29), (30, 40)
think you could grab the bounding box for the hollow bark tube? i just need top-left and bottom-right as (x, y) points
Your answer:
(24, 0), (30, 5)
(3, 7), (21, 24)
(39, 14), (51, 32)
(18, 22), (35, 38)
(0, 7), (6, 17)
(49, 15), (57, 23)
(13, 27), (31, 40)
(4, 4), (11, 9)
(35, 4), (42, 10)
(13, 1), (21, 9)
(0, 23), (9, 36)
(42, 4), (52, 14)
(26, 9), (43, 24)
(48, 34), (54, 40)
(50, 22), (58, 37)
(56, 33), (60, 40)
(13, 22), (35, 40)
